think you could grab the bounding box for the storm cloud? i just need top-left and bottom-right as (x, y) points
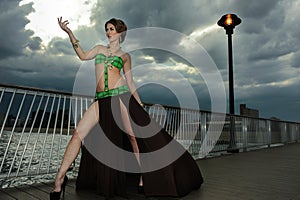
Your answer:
(0, 0), (299, 121)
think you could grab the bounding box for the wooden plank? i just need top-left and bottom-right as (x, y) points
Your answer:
(16, 183), (50, 200)
(1, 143), (300, 200)
(189, 143), (300, 200)
(0, 189), (16, 200)
(0, 187), (39, 200)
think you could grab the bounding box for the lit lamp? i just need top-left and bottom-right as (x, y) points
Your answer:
(218, 14), (241, 153)
(218, 14), (241, 34)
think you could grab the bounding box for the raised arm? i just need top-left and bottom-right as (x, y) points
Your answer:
(57, 16), (100, 60)
(123, 53), (143, 106)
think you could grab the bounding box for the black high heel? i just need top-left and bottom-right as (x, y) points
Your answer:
(138, 174), (144, 194)
(49, 175), (69, 200)
(138, 185), (144, 194)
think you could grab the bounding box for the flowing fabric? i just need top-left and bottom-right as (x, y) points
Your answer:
(76, 92), (203, 198)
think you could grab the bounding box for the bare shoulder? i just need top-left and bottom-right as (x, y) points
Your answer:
(122, 52), (131, 63)
(95, 44), (107, 53)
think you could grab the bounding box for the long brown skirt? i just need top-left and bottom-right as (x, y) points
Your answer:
(75, 92), (203, 198)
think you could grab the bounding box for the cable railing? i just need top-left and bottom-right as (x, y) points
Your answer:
(0, 84), (300, 183)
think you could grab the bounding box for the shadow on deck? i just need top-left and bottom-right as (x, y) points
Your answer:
(1, 143), (300, 200)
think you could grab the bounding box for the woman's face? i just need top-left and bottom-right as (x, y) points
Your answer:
(106, 23), (120, 42)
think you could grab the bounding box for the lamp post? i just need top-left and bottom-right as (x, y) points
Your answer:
(218, 14), (241, 153)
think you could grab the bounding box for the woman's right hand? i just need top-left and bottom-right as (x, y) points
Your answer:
(57, 16), (71, 34)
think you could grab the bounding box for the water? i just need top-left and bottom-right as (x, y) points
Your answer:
(0, 130), (78, 188)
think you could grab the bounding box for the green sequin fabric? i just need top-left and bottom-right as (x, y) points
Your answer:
(95, 85), (130, 99)
(95, 53), (123, 70)
(95, 53), (124, 93)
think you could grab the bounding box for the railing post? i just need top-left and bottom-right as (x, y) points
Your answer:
(227, 115), (239, 153)
(0, 90), (16, 173)
(282, 122), (287, 144)
(0, 90), (16, 138)
(8, 92), (29, 177)
(242, 117), (248, 152)
(18, 93), (44, 176)
(267, 120), (271, 148)
(296, 124), (300, 142)
(200, 112), (207, 158)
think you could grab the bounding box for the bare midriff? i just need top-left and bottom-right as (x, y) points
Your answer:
(95, 63), (126, 92)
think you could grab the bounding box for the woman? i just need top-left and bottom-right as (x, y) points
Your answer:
(50, 17), (203, 200)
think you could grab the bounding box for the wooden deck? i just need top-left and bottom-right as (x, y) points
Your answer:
(1, 143), (300, 200)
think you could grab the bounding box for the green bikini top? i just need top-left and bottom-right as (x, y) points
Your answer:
(95, 53), (123, 70)
(95, 53), (124, 92)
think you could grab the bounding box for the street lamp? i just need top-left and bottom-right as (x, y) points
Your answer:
(218, 14), (241, 153)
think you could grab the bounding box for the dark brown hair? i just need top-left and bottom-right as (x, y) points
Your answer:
(105, 18), (127, 43)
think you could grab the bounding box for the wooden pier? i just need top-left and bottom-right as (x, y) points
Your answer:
(1, 143), (300, 200)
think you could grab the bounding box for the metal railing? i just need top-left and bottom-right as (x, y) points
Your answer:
(0, 84), (93, 181)
(0, 84), (300, 183)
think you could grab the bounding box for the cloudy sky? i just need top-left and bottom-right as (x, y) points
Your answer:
(0, 0), (299, 122)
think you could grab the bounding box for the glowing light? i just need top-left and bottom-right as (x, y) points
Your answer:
(225, 14), (233, 26)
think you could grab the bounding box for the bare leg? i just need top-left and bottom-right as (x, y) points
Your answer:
(52, 101), (99, 192)
(119, 100), (143, 186)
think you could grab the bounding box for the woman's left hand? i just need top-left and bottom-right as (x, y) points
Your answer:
(57, 16), (72, 34)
